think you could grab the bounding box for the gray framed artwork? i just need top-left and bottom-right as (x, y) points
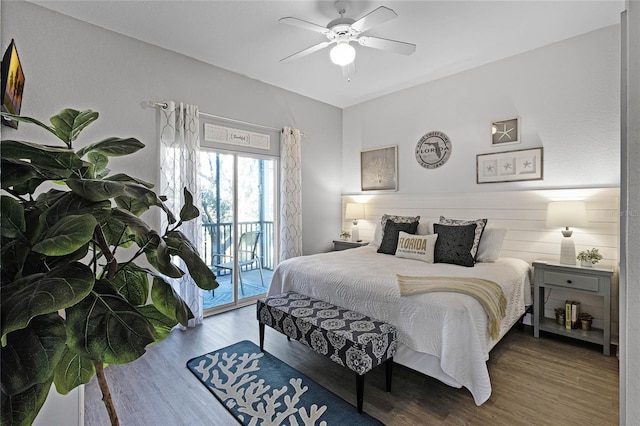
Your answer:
(477, 147), (543, 183)
(491, 117), (520, 146)
(361, 145), (398, 191)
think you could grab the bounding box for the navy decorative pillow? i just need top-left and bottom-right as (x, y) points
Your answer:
(377, 219), (419, 255)
(433, 223), (478, 267)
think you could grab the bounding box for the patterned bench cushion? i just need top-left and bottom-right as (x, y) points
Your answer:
(257, 292), (397, 375)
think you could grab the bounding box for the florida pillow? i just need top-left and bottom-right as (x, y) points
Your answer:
(395, 232), (438, 263)
(438, 216), (488, 259)
(433, 223), (478, 267)
(377, 219), (419, 255)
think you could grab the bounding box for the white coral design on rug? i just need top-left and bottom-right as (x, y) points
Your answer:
(193, 351), (328, 426)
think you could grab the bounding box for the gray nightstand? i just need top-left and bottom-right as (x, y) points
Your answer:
(533, 260), (613, 355)
(332, 240), (369, 251)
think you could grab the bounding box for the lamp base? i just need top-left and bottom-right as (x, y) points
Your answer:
(559, 236), (576, 265)
(351, 225), (359, 242)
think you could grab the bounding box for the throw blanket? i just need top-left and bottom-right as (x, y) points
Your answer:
(397, 275), (507, 340)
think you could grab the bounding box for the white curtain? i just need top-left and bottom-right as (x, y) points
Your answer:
(159, 102), (204, 327)
(279, 127), (303, 261)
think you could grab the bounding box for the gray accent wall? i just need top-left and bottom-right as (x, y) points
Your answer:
(342, 26), (620, 193)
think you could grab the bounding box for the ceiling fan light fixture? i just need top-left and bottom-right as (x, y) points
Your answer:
(330, 42), (356, 66)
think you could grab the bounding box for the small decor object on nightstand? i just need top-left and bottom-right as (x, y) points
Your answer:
(339, 230), (351, 241)
(577, 248), (603, 267)
(579, 312), (593, 331)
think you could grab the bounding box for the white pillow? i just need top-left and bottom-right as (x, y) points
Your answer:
(476, 227), (508, 262)
(395, 232), (438, 263)
(417, 220), (431, 235)
(369, 222), (383, 247)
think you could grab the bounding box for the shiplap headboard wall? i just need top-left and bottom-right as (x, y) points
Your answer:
(342, 188), (620, 266)
(342, 187), (620, 335)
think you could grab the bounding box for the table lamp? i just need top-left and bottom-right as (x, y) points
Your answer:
(546, 201), (587, 264)
(345, 203), (365, 242)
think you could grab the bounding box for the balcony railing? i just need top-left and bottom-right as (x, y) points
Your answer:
(201, 221), (274, 275)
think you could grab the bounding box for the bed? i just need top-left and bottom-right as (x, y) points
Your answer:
(267, 217), (532, 405)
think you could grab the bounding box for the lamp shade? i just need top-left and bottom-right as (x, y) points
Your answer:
(330, 42), (356, 66)
(546, 201), (587, 228)
(345, 203), (365, 220)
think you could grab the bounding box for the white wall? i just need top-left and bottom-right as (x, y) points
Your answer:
(1, 1), (343, 255)
(621, 1), (639, 423)
(342, 26), (620, 194)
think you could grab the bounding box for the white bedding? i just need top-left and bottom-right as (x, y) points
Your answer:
(267, 245), (532, 405)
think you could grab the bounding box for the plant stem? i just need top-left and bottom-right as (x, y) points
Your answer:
(95, 362), (120, 426)
(94, 224), (117, 280)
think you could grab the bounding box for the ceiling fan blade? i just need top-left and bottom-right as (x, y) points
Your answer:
(280, 41), (332, 63)
(358, 36), (416, 55)
(351, 6), (397, 33)
(279, 17), (330, 35)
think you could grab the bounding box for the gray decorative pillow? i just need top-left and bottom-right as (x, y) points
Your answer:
(377, 219), (419, 255)
(433, 223), (478, 267)
(380, 214), (420, 229)
(438, 216), (488, 259)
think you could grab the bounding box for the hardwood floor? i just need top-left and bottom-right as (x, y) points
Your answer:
(84, 306), (619, 425)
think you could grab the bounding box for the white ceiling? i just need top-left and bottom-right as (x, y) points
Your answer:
(31, 0), (624, 108)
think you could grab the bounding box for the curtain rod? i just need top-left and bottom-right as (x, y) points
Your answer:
(149, 101), (304, 136)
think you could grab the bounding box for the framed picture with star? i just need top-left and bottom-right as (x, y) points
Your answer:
(490, 116), (520, 146)
(476, 147), (543, 184)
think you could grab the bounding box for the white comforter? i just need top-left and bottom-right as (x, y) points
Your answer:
(268, 246), (532, 405)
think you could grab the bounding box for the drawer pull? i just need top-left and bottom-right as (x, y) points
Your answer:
(567, 279), (572, 284)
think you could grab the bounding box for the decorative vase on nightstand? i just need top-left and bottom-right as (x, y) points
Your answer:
(581, 259), (593, 268)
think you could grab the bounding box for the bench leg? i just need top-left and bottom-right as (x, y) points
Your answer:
(259, 323), (265, 351)
(356, 374), (364, 414)
(385, 357), (393, 392)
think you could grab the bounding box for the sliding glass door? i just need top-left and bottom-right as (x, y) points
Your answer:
(199, 150), (276, 313)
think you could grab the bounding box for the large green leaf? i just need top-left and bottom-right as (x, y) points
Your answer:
(1, 379), (52, 426)
(0, 140), (84, 177)
(87, 152), (108, 175)
(137, 305), (178, 341)
(0, 111), (58, 139)
(1, 196), (25, 238)
(1, 158), (62, 191)
(40, 192), (110, 228)
(66, 280), (156, 364)
(179, 188), (200, 222)
(110, 208), (151, 235)
(1, 314), (66, 395)
(76, 137), (144, 158)
(138, 231), (184, 278)
(32, 214), (97, 256)
(151, 277), (193, 326)
(49, 109), (99, 144)
(105, 173), (154, 188)
(113, 263), (149, 306)
(52, 346), (96, 395)
(114, 196), (151, 217)
(165, 231), (219, 291)
(67, 179), (176, 223)
(1, 262), (94, 338)
(99, 214), (134, 248)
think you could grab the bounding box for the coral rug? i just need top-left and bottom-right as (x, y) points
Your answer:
(187, 340), (383, 425)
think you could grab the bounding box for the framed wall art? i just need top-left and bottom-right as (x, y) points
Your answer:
(490, 116), (520, 146)
(361, 145), (398, 191)
(1, 39), (25, 129)
(477, 147), (543, 184)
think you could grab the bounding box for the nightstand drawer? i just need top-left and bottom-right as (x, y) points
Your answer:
(542, 270), (599, 292)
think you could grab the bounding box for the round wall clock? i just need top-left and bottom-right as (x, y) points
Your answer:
(415, 131), (452, 169)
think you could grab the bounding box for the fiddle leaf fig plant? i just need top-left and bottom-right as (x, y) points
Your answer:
(0, 108), (219, 426)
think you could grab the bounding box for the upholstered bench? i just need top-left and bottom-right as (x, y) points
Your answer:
(257, 291), (397, 413)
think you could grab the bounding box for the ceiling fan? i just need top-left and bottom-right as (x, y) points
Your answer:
(279, 1), (416, 67)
